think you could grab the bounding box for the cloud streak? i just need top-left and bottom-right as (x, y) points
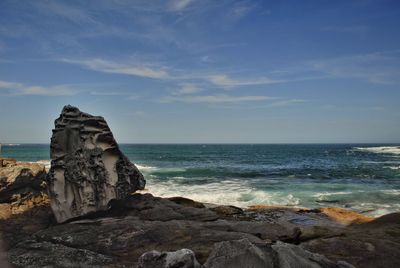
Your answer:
(30, 1), (97, 25)
(168, 0), (196, 11)
(207, 74), (283, 88)
(0, 80), (78, 96)
(173, 84), (203, 95)
(160, 94), (273, 103)
(61, 58), (169, 79)
(308, 50), (400, 85)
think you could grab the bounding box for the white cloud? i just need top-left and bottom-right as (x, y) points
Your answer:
(207, 74), (282, 88)
(168, 0), (196, 11)
(61, 58), (169, 79)
(0, 80), (77, 96)
(174, 84), (203, 95)
(160, 94), (273, 103)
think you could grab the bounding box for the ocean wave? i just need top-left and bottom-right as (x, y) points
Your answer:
(313, 191), (360, 198)
(354, 146), (400, 155)
(385, 166), (400, 170)
(141, 177), (300, 208)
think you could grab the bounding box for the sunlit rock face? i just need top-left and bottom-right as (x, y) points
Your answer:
(47, 105), (145, 223)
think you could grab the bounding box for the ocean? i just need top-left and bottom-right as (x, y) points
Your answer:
(1, 144), (400, 217)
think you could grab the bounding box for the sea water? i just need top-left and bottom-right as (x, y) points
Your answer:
(2, 144), (400, 217)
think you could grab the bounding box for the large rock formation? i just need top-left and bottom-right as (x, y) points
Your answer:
(47, 105), (145, 222)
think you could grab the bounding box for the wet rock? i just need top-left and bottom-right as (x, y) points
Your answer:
(138, 249), (203, 268)
(47, 105), (145, 222)
(203, 238), (274, 268)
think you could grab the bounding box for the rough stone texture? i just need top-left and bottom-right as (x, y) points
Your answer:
(138, 249), (203, 268)
(203, 238), (274, 268)
(2, 192), (399, 268)
(0, 161), (46, 204)
(272, 241), (354, 268)
(302, 212), (400, 268)
(9, 240), (114, 268)
(47, 105), (145, 222)
(0, 158), (17, 168)
(0, 161), (48, 223)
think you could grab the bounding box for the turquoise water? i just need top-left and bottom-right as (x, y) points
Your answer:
(2, 144), (400, 216)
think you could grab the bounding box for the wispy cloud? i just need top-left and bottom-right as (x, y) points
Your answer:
(0, 80), (78, 96)
(30, 1), (97, 25)
(269, 99), (307, 107)
(207, 74), (283, 88)
(308, 50), (400, 84)
(173, 84), (203, 95)
(227, 0), (257, 20)
(61, 58), (169, 79)
(160, 94), (273, 103)
(167, 0), (196, 11)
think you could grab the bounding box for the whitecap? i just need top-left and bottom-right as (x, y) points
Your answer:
(385, 166), (400, 170)
(135, 164), (157, 171)
(354, 146), (400, 155)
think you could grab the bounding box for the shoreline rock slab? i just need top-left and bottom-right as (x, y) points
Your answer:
(138, 249), (203, 268)
(47, 105), (145, 222)
(2, 192), (399, 267)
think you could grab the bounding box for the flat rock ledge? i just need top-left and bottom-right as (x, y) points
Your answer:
(0, 191), (398, 268)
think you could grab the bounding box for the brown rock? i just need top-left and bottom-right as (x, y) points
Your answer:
(317, 207), (373, 225)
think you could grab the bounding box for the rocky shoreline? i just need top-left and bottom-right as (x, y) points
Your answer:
(1, 158), (399, 267)
(1, 106), (399, 267)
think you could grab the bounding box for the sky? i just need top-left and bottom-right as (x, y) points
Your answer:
(0, 0), (400, 143)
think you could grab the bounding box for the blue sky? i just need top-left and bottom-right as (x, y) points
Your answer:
(0, 0), (400, 143)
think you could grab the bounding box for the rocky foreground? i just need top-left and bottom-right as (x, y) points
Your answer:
(1, 106), (399, 267)
(1, 158), (400, 267)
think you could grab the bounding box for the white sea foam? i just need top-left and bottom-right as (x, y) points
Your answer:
(380, 189), (400, 195)
(143, 177), (300, 208)
(313, 191), (357, 198)
(354, 146), (400, 155)
(385, 166), (400, 170)
(135, 164), (186, 173)
(135, 164), (157, 171)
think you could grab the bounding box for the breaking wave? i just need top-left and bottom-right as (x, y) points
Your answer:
(354, 146), (400, 155)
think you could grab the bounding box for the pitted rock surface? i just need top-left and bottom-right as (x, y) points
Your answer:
(47, 105), (145, 222)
